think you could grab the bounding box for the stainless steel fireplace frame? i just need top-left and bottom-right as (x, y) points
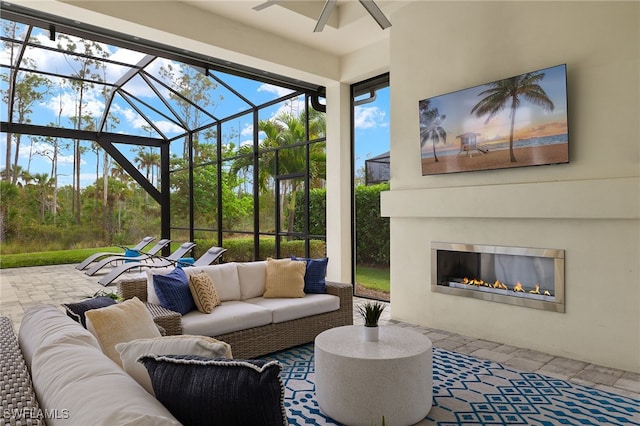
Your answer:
(431, 242), (565, 313)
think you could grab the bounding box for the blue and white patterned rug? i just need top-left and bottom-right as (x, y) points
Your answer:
(264, 343), (640, 426)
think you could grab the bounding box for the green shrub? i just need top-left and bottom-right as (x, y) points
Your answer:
(194, 237), (326, 262)
(355, 183), (390, 265)
(293, 183), (390, 265)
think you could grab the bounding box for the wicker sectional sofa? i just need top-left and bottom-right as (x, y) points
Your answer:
(3, 306), (181, 425)
(117, 261), (354, 359)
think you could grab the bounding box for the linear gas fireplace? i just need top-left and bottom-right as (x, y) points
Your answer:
(431, 242), (565, 312)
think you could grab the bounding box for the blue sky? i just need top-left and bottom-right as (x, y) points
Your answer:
(1, 22), (390, 187)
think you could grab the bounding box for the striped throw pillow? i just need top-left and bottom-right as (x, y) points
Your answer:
(189, 271), (221, 313)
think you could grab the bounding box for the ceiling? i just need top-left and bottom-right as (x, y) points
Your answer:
(180, 0), (406, 56)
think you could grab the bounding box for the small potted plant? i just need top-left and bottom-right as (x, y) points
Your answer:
(357, 301), (386, 342)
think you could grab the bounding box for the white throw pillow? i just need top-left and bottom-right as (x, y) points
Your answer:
(237, 261), (267, 300)
(116, 335), (232, 395)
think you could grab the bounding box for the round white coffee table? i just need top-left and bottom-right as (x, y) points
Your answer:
(314, 325), (432, 426)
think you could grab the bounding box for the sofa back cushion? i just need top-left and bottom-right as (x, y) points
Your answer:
(19, 304), (101, 369)
(188, 263), (241, 302)
(237, 261), (267, 300)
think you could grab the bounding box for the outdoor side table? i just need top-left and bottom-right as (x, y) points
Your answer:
(314, 325), (432, 426)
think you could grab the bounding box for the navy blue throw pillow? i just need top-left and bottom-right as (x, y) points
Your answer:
(63, 296), (117, 328)
(153, 267), (195, 315)
(139, 354), (288, 426)
(291, 256), (329, 294)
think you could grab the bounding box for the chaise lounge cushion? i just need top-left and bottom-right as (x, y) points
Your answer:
(180, 300), (273, 336)
(116, 335), (232, 395)
(85, 297), (162, 367)
(246, 294), (340, 323)
(19, 304), (180, 425)
(139, 354), (287, 426)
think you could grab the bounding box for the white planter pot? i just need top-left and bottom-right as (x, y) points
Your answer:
(363, 326), (379, 342)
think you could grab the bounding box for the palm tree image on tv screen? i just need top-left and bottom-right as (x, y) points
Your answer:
(418, 64), (569, 175)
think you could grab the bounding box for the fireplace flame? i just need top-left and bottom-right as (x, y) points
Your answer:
(457, 276), (551, 297)
(493, 280), (508, 290)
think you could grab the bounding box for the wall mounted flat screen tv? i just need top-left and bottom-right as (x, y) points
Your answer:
(418, 64), (569, 175)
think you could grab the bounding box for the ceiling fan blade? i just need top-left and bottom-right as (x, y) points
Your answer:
(253, 0), (280, 11)
(314, 0), (337, 32)
(359, 0), (392, 29)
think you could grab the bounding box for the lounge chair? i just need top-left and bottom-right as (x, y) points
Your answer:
(75, 236), (155, 270)
(96, 242), (196, 286)
(84, 239), (172, 276)
(191, 246), (227, 267)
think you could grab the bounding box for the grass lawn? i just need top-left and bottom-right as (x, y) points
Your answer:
(0, 244), (186, 269)
(356, 265), (390, 293)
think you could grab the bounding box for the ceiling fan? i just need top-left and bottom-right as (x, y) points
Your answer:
(253, 0), (392, 32)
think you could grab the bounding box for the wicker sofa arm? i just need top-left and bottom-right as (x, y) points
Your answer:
(1, 317), (45, 425)
(326, 281), (354, 318)
(118, 276), (149, 302)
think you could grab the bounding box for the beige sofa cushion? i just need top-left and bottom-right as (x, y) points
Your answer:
(85, 297), (161, 367)
(187, 263), (242, 302)
(246, 294), (340, 323)
(21, 305), (180, 425)
(116, 335), (232, 395)
(237, 261), (267, 300)
(180, 300), (272, 336)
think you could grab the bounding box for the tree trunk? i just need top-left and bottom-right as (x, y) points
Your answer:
(103, 151), (109, 243)
(11, 134), (21, 184)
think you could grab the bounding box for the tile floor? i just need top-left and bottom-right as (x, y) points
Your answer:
(1, 264), (638, 399)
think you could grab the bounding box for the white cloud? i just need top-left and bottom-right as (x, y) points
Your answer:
(354, 106), (386, 129)
(240, 123), (253, 136)
(269, 95), (306, 120)
(154, 120), (184, 135)
(258, 84), (294, 98)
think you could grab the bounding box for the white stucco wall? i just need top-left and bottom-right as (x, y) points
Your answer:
(383, 1), (639, 372)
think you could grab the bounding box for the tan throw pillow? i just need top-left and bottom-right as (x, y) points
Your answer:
(263, 258), (306, 298)
(189, 271), (221, 313)
(85, 297), (161, 367)
(116, 335), (232, 395)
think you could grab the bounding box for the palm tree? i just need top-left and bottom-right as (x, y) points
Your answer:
(471, 71), (554, 162)
(419, 99), (447, 162)
(229, 110), (326, 236)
